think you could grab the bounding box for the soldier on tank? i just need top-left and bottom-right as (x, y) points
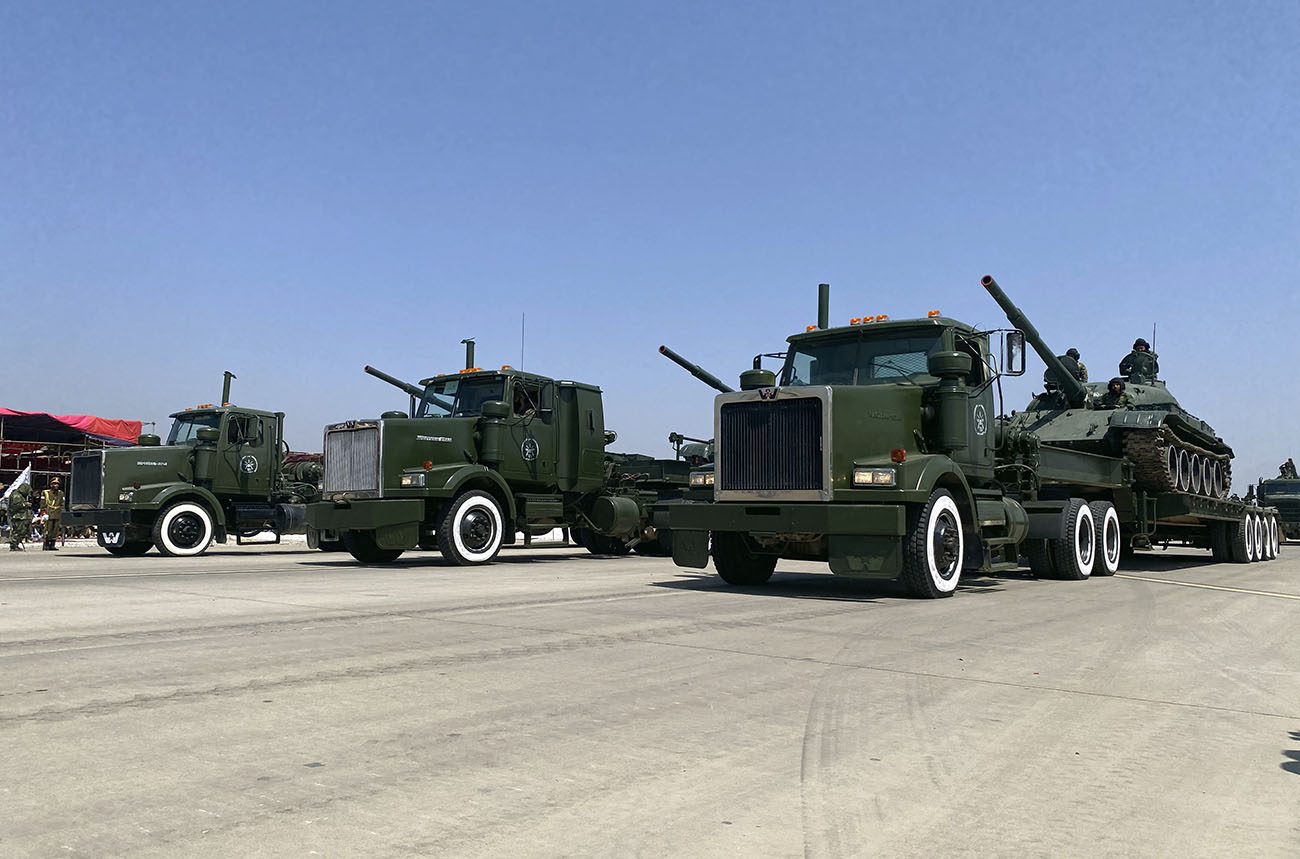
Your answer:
(1042, 352), (1085, 392)
(1066, 348), (1088, 382)
(1096, 377), (1135, 410)
(1280, 458), (1298, 479)
(41, 477), (64, 550)
(7, 483), (32, 551)
(1119, 338), (1159, 384)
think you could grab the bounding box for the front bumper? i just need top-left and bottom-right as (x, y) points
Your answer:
(667, 501), (908, 578)
(306, 499), (425, 531)
(65, 508), (132, 528)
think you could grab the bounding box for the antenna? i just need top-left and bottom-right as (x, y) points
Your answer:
(1152, 323), (1157, 354)
(521, 313), (526, 370)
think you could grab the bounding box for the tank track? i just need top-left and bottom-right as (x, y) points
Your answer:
(1120, 427), (1231, 498)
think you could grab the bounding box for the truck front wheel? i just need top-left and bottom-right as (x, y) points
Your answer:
(152, 501), (215, 557)
(901, 489), (963, 598)
(711, 532), (776, 586)
(342, 530), (404, 564)
(438, 490), (505, 565)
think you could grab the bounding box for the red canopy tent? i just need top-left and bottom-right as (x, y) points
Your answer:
(0, 409), (141, 445)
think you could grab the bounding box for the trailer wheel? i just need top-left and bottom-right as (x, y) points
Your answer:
(1089, 501), (1121, 576)
(1050, 498), (1095, 580)
(1250, 513), (1266, 562)
(105, 540), (152, 557)
(1025, 540), (1058, 577)
(1228, 514), (1252, 563)
(711, 532), (777, 586)
(342, 530), (403, 564)
(152, 501), (215, 557)
(437, 490), (505, 565)
(1210, 521), (1231, 562)
(1266, 515), (1280, 559)
(901, 489), (963, 598)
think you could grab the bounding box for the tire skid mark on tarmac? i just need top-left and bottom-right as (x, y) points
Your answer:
(1116, 574), (1300, 600)
(0, 601), (876, 721)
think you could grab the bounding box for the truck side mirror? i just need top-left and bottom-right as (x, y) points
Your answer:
(481, 400), (510, 419)
(1003, 331), (1026, 376)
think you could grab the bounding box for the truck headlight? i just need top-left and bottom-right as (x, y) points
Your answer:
(689, 471), (715, 487)
(400, 473), (426, 488)
(118, 490), (135, 502)
(853, 467), (896, 486)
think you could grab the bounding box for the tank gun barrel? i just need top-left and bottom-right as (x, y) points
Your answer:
(364, 365), (425, 400)
(658, 345), (734, 393)
(980, 275), (1087, 408)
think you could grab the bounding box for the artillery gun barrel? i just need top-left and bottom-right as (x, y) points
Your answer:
(980, 275), (1087, 408)
(658, 345), (735, 393)
(364, 365), (425, 400)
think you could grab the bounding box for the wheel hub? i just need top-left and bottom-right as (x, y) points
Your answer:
(932, 513), (959, 579)
(460, 509), (495, 552)
(168, 513), (204, 549)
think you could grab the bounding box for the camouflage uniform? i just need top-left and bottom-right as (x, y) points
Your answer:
(1043, 354), (1085, 389)
(1119, 339), (1159, 384)
(1096, 378), (1135, 410)
(8, 484), (32, 550)
(1066, 349), (1088, 382)
(1280, 459), (1298, 479)
(41, 481), (65, 550)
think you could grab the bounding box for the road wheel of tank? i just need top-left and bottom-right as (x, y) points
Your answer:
(1089, 501), (1121, 576)
(152, 501), (215, 557)
(1025, 540), (1058, 577)
(1228, 514), (1251, 563)
(711, 532), (777, 586)
(900, 489), (963, 598)
(437, 490), (505, 565)
(1210, 521), (1232, 562)
(1049, 498), (1095, 581)
(342, 530), (403, 564)
(1176, 450), (1192, 493)
(1266, 515), (1280, 559)
(105, 540), (152, 557)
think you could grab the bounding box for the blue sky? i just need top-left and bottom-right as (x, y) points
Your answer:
(2, 1), (1297, 482)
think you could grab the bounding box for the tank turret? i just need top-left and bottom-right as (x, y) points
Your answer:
(658, 345), (735, 393)
(985, 274), (1234, 499)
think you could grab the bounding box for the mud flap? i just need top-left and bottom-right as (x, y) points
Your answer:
(670, 529), (710, 569)
(828, 535), (901, 578)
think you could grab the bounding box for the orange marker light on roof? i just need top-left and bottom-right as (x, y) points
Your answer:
(197, 403), (212, 409)
(806, 325), (817, 331)
(501, 365), (511, 370)
(850, 317), (861, 325)
(875, 314), (889, 322)
(928, 309), (941, 318)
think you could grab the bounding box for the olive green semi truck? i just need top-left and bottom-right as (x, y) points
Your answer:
(663, 276), (1279, 598)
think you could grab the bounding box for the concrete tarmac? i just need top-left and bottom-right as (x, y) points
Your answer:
(2, 541), (1298, 858)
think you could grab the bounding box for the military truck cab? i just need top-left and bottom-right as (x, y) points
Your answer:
(67, 399), (321, 557)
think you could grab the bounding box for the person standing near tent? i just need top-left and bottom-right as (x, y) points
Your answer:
(41, 478), (64, 550)
(8, 483), (32, 551)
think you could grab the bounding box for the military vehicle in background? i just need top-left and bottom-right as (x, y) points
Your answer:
(66, 373), (329, 557)
(1256, 464), (1300, 541)
(661, 277), (1279, 598)
(306, 343), (702, 565)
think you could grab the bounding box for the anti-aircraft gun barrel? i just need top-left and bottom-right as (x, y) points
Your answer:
(658, 345), (735, 393)
(364, 365), (425, 400)
(980, 275), (1088, 408)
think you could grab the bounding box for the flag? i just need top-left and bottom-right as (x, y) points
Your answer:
(2, 465), (32, 503)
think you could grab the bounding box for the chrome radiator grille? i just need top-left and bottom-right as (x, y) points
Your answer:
(719, 398), (823, 492)
(69, 451), (103, 508)
(323, 425), (380, 494)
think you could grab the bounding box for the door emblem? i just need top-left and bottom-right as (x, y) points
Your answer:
(973, 404), (987, 436)
(240, 454), (259, 473)
(521, 438), (539, 461)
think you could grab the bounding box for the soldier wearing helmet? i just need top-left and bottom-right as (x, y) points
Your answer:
(41, 477), (64, 550)
(1065, 348), (1088, 382)
(1097, 377), (1135, 410)
(1119, 338), (1159, 384)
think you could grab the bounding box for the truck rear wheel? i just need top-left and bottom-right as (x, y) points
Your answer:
(1228, 514), (1252, 563)
(105, 540), (152, 557)
(1089, 501), (1121, 576)
(1266, 515), (1280, 559)
(711, 532), (777, 585)
(1025, 541), (1058, 577)
(437, 490), (505, 565)
(152, 501), (215, 557)
(900, 489), (963, 598)
(1210, 521), (1232, 562)
(342, 530), (403, 564)
(1049, 498), (1094, 580)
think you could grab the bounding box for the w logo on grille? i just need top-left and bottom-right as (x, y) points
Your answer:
(758, 388), (779, 400)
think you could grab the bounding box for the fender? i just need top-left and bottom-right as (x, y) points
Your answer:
(147, 484), (229, 528)
(902, 454), (977, 522)
(440, 465), (519, 522)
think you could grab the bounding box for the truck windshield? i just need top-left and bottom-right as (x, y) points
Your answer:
(167, 414), (221, 444)
(417, 376), (507, 418)
(781, 332), (944, 386)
